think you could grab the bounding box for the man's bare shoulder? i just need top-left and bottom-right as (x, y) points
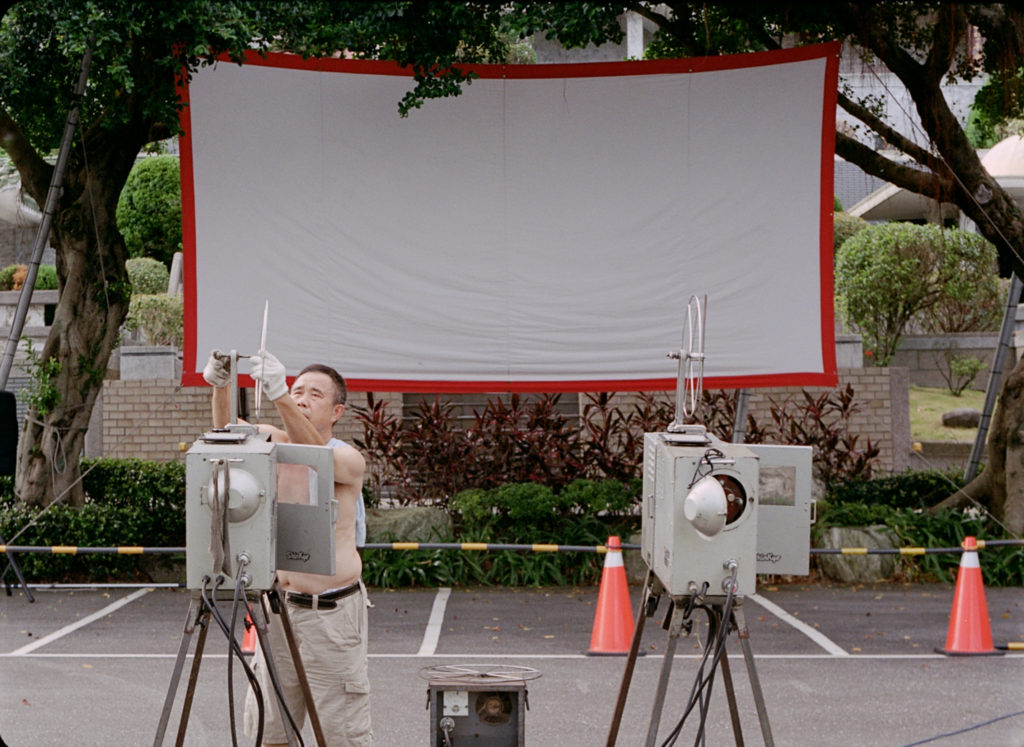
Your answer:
(332, 440), (365, 484)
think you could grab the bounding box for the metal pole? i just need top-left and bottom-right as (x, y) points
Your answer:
(965, 273), (1022, 481)
(732, 389), (750, 443)
(0, 44), (92, 390)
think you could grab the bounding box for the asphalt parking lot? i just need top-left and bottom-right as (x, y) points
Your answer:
(1, 582), (1023, 746)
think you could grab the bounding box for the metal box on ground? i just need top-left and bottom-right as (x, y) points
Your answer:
(422, 665), (539, 746)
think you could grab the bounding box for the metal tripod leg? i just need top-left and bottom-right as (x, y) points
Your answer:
(0, 532), (34, 602)
(153, 596), (210, 747)
(645, 597), (688, 747)
(733, 602), (774, 747)
(717, 637), (745, 746)
(249, 593), (302, 747)
(607, 569), (661, 746)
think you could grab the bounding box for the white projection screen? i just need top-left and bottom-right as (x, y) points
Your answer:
(180, 44), (839, 392)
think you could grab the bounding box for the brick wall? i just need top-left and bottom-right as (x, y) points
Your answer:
(99, 381), (400, 461)
(100, 369), (908, 473)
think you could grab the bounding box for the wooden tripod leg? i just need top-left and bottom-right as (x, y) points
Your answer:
(276, 590), (328, 747)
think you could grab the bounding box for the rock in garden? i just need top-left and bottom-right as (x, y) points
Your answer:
(941, 408), (981, 428)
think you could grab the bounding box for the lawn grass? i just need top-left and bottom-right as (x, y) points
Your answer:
(909, 384), (987, 442)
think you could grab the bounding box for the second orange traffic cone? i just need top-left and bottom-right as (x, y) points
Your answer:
(936, 536), (1002, 656)
(242, 613), (257, 654)
(586, 536), (635, 655)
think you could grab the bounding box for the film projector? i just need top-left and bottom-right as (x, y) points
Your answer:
(155, 343), (340, 747)
(607, 297), (814, 747)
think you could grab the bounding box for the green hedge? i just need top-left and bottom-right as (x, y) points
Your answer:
(0, 459), (185, 581)
(827, 468), (967, 510)
(362, 479), (640, 588)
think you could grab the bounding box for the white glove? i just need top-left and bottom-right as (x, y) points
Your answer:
(202, 349), (231, 388)
(250, 350), (288, 401)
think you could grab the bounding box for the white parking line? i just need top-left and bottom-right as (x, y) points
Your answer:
(10, 587), (153, 656)
(748, 592), (850, 657)
(417, 587), (451, 656)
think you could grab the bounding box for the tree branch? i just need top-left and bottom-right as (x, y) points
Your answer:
(837, 90), (944, 172)
(928, 468), (990, 515)
(835, 131), (955, 202)
(0, 104), (52, 202)
(923, 4), (966, 84)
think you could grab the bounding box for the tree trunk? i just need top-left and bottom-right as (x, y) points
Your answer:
(930, 353), (1024, 535)
(14, 156), (132, 507)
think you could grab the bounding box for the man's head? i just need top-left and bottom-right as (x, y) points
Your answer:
(290, 363), (348, 429)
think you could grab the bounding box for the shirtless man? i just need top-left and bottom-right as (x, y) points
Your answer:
(204, 349), (372, 746)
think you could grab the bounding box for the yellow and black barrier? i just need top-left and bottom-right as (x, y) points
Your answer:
(0, 545), (186, 555)
(3, 538), (1022, 556)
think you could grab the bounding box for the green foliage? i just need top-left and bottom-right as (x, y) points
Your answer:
(818, 469), (1020, 585)
(0, 264), (17, 291)
(833, 194), (843, 211)
(965, 67), (1024, 148)
(356, 387), (878, 505)
(0, 264), (58, 291)
(363, 479), (641, 588)
(126, 257), (170, 295)
(836, 223), (1000, 365)
(0, 458), (185, 581)
(940, 353), (986, 397)
(125, 293), (184, 347)
(815, 501), (1021, 586)
(827, 469), (967, 510)
(832, 212), (868, 255)
(18, 338), (60, 416)
(116, 157), (182, 266)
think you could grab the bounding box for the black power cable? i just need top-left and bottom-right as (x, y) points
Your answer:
(200, 575), (264, 747)
(660, 564), (739, 747)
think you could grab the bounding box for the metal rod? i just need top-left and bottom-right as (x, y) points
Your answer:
(645, 602), (682, 747)
(607, 570), (655, 746)
(718, 643), (746, 746)
(154, 599), (201, 746)
(966, 273), (1021, 481)
(0, 44), (92, 390)
(734, 603), (774, 747)
(732, 389), (750, 443)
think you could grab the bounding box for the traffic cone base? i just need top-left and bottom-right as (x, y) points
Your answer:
(935, 537), (1003, 657)
(586, 536), (637, 656)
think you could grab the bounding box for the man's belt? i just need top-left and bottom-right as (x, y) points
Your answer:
(286, 581), (361, 610)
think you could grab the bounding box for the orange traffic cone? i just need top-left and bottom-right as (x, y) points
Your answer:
(586, 536), (635, 656)
(936, 536), (1003, 656)
(242, 613), (257, 654)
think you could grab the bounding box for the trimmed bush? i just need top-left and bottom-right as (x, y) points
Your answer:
(836, 223), (1000, 364)
(833, 211), (868, 254)
(116, 155), (181, 266)
(126, 257), (170, 294)
(827, 468), (966, 510)
(0, 263), (58, 291)
(125, 293), (183, 347)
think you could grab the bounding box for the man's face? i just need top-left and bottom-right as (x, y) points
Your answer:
(289, 371), (344, 429)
